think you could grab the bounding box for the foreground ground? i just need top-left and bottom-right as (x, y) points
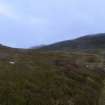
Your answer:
(0, 51), (105, 105)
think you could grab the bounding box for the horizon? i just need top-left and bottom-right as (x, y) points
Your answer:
(0, 0), (105, 48)
(1, 32), (104, 49)
(0, 33), (86, 48)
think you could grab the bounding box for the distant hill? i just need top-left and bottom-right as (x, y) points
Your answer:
(0, 33), (105, 52)
(37, 33), (105, 51)
(0, 44), (26, 59)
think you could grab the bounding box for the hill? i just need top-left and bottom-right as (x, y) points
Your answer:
(0, 44), (26, 59)
(0, 34), (105, 104)
(37, 33), (105, 51)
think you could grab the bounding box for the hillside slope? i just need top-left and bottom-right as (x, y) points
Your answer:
(0, 34), (105, 104)
(37, 33), (105, 51)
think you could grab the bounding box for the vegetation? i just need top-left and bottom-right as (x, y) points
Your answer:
(0, 50), (104, 105)
(0, 34), (105, 104)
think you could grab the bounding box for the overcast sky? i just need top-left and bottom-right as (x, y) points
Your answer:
(0, 0), (105, 48)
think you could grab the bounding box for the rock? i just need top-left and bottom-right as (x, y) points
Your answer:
(9, 61), (15, 64)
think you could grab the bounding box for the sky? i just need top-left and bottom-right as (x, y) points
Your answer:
(0, 0), (105, 48)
